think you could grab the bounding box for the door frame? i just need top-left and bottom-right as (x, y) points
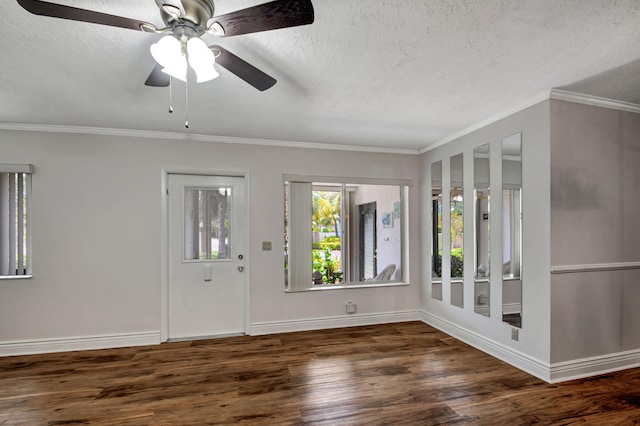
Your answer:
(160, 168), (250, 342)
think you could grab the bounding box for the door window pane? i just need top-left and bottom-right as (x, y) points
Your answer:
(184, 187), (232, 261)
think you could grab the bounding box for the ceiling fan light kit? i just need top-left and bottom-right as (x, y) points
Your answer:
(186, 37), (219, 83)
(16, 0), (314, 125)
(150, 33), (219, 83)
(150, 35), (188, 82)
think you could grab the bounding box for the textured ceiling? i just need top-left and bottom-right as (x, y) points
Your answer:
(1, 0), (639, 151)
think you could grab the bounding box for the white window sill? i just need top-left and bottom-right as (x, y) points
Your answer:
(0, 275), (33, 280)
(286, 281), (410, 293)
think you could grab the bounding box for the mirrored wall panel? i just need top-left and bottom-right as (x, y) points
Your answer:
(474, 144), (490, 317)
(502, 133), (522, 327)
(450, 154), (464, 308)
(431, 161), (443, 300)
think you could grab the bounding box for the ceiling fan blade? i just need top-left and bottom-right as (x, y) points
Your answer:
(16, 0), (155, 32)
(212, 0), (314, 37)
(144, 65), (170, 87)
(211, 45), (276, 91)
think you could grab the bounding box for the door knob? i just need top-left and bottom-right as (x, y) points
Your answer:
(237, 266), (244, 272)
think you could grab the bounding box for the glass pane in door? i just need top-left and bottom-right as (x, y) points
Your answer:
(184, 187), (232, 260)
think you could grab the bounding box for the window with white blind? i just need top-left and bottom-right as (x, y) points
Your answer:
(1, 164), (33, 278)
(284, 175), (410, 291)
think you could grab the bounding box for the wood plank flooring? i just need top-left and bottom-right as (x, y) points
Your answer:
(2, 322), (640, 425)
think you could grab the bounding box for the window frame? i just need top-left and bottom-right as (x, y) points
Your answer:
(0, 164), (33, 280)
(284, 174), (411, 292)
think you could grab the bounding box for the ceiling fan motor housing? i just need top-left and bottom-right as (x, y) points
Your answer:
(159, 0), (214, 30)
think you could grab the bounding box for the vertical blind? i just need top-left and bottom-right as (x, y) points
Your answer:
(287, 182), (312, 291)
(1, 164), (32, 277)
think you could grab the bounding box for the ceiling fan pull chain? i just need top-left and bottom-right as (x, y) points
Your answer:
(185, 76), (189, 129)
(168, 75), (174, 114)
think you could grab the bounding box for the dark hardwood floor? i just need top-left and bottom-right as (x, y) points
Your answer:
(2, 322), (640, 425)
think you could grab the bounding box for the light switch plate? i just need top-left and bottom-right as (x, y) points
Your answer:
(203, 265), (212, 282)
(262, 241), (272, 251)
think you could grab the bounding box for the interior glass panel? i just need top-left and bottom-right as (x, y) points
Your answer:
(184, 187), (232, 261)
(431, 161), (443, 301)
(284, 180), (406, 291)
(450, 153), (464, 308)
(502, 133), (522, 327)
(474, 144), (490, 317)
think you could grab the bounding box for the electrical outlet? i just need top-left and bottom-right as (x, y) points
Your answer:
(511, 328), (519, 341)
(346, 301), (356, 314)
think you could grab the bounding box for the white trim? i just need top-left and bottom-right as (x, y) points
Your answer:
(418, 90), (552, 154)
(160, 167), (251, 342)
(502, 302), (522, 315)
(550, 348), (640, 383)
(0, 164), (33, 173)
(0, 275), (32, 280)
(419, 310), (551, 382)
(551, 261), (640, 274)
(4, 90), (637, 158)
(0, 123), (419, 155)
(550, 89), (640, 114)
(160, 169), (170, 342)
(0, 332), (160, 357)
(248, 310), (421, 336)
(283, 174), (413, 187)
(161, 170), (250, 342)
(286, 282), (410, 292)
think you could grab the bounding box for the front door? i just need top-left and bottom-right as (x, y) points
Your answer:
(168, 174), (246, 340)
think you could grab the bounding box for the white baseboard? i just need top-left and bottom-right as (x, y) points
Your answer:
(0, 332), (161, 357)
(4, 317), (638, 385)
(419, 310), (552, 382)
(550, 349), (640, 383)
(249, 310), (422, 336)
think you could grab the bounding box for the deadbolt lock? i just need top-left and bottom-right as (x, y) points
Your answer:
(238, 254), (244, 260)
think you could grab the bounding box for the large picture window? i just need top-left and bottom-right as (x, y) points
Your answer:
(1, 164), (33, 278)
(284, 176), (409, 291)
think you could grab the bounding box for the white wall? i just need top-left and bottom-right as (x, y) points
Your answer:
(550, 100), (640, 362)
(0, 129), (421, 351)
(420, 100), (552, 373)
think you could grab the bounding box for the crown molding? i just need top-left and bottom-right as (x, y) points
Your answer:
(6, 89), (635, 157)
(418, 90), (552, 154)
(0, 123), (420, 156)
(550, 89), (640, 114)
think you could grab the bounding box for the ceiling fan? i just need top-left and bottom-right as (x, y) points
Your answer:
(16, 0), (315, 91)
